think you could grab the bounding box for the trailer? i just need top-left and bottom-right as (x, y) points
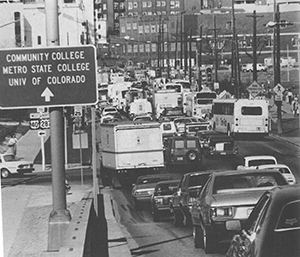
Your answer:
(100, 121), (164, 186)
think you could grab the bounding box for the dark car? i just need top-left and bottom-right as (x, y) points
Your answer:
(132, 173), (181, 208)
(191, 169), (288, 254)
(202, 134), (238, 156)
(170, 171), (211, 227)
(226, 185), (300, 257)
(150, 179), (180, 222)
(164, 134), (203, 170)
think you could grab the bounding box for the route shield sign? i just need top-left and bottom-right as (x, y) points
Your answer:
(0, 45), (97, 109)
(246, 81), (263, 98)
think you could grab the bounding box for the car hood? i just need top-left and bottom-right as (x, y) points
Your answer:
(211, 189), (266, 207)
(2, 160), (33, 166)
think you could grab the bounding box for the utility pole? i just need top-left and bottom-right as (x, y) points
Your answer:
(180, 14), (183, 69)
(198, 25), (203, 91)
(184, 32), (188, 77)
(189, 27), (192, 83)
(231, 0), (238, 98)
(275, 4), (283, 134)
(162, 19), (165, 72)
(213, 15), (219, 83)
(45, 0), (71, 251)
(175, 17), (179, 69)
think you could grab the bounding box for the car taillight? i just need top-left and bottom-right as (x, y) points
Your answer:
(210, 207), (233, 218)
(155, 198), (163, 204)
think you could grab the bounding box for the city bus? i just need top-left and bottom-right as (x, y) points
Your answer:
(211, 98), (269, 136)
(185, 89), (217, 119)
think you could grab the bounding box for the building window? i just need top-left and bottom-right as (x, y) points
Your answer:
(126, 23), (132, 30)
(128, 12), (133, 16)
(37, 36), (41, 45)
(161, 11), (166, 15)
(157, 11), (161, 15)
(132, 22), (137, 30)
(133, 12), (138, 16)
(143, 12), (148, 15)
(151, 25), (156, 33)
(133, 44), (138, 53)
(139, 25), (143, 34)
(145, 24), (150, 33)
(170, 1), (175, 8)
(148, 11), (152, 15)
(133, 2), (138, 8)
(139, 44), (144, 53)
(128, 2), (133, 10)
(175, 1), (180, 8)
(157, 1), (161, 7)
(14, 12), (21, 47)
(142, 1), (147, 8)
(120, 25), (126, 33)
(161, 1), (166, 6)
(147, 1), (152, 7)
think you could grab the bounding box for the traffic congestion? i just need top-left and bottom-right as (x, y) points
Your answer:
(95, 68), (300, 257)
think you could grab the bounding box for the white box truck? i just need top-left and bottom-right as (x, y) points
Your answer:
(100, 121), (164, 186)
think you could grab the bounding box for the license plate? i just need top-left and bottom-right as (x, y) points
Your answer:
(220, 152), (226, 155)
(177, 156), (183, 161)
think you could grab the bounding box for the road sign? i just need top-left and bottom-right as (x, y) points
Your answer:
(30, 112), (50, 130)
(273, 83), (285, 96)
(38, 130), (47, 137)
(246, 81), (263, 98)
(0, 45), (97, 109)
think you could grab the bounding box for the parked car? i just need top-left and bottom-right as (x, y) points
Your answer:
(237, 155), (278, 170)
(164, 134), (203, 170)
(257, 164), (296, 185)
(226, 185), (300, 257)
(191, 169), (288, 253)
(202, 134), (238, 156)
(150, 179), (180, 222)
(133, 113), (153, 122)
(132, 173), (181, 208)
(0, 154), (34, 178)
(170, 171), (211, 227)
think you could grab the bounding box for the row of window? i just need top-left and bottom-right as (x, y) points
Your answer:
(128, 1), (180, 9)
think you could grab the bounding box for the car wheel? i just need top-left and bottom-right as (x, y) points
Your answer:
(193, 225), (204, 249)
(173, 209), (184, 227)
(1, 168), (10, 179)
(186, 150), (198, 162)
(202, 224), (216, 254)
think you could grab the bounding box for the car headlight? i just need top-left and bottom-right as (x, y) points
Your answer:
(211, 207), (233, 218)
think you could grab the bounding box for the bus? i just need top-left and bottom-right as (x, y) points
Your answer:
(211, 98), (269, 136)
(185, 89), (217, 119)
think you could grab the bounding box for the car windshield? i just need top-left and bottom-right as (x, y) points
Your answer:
(156, 183), (178, 195)
(3, 155), (16, 162)
(104, 108), (116, 112)
(213, 173), (284, 194)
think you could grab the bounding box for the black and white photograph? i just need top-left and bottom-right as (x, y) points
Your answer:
(0, 0), (299, 256)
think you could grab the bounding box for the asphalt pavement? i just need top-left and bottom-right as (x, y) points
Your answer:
(1, 102), (299, 256)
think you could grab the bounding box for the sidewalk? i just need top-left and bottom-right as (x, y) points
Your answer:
(269, 99), (300, 147)
(1, 127), (132, 256)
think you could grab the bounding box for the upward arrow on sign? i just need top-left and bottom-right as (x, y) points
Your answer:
(41, 87), (54, 102)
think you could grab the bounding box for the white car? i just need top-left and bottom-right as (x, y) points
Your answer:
(257, 164), (296, 185)
(0, 154), (34, 178)
(237, 155), (278, 170)
(101, 106), (118, 116)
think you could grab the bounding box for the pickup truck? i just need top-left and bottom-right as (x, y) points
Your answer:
(237, 155), (278, 170)
(170, 171), (211, 227)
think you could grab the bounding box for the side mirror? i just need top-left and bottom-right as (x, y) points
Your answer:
(226, 220), (242, 231)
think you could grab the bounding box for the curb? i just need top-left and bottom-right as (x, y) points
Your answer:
(269, 133), (300, 148)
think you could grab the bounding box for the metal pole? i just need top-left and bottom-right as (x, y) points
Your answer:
(213, 14), (218, 83)
(253, 10), (258, 82)
(232, 0), (237, 97)
(180, 14), (183, 69)
(198, 25), (203, 91)
(45, 0), (71, 251)
(189, 27), (192, 83)
(92, 107), (99, 216)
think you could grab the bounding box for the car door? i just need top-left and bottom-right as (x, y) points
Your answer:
(227, 194), (271, 257)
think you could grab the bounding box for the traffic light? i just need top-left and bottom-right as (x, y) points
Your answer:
(155, 68), (161, 78)
(206, 67), (212, 82)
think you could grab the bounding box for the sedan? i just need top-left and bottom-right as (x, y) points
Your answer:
(150, 179), (180, 222)
(257, 164), (296, 185)
(226, 185), (300, 257)
(0, 154), (34, 178)
(191, 169), (288, 254)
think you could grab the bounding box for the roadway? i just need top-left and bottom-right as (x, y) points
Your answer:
(110, 135), (300, 257)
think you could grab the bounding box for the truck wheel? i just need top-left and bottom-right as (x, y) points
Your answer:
(193, 225), (204, 249)
(186, 150), (198, 162)
(173, 209), (184, 227)
(1, 168), (10, 178)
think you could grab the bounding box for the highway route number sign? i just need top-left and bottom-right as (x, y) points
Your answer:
(30, 112), (50, 130)
(0, 45), (97, 109)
